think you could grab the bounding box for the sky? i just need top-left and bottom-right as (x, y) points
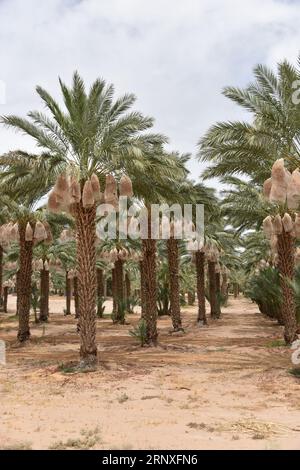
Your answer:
(0, 0), (299, 186)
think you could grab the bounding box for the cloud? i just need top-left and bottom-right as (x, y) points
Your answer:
(0, 0), (299, 185)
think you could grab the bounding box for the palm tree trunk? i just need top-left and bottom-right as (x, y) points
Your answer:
(0, 245), (3, 310)
(96, 267), (104, 318)
(208, 260), (218, 319)
(221, 272), (228, 300)
(215, 271), (221, 318)
(16, 270), (20, 316)
(233, 284), (239, 298)
(277, 229), (297, 344)
(167, 238), (182, 331)
(142, 212), (158, 345)
(75, 203), (97, 367)
(65, 271), (72, 315)
(74, 276), (80, 319)
(114, 259), (125, 324)
(112, 267), (117, 316)
(187, 291), (195, 305)
(39, 268), (49, 322)
(195, 251), (207, 325)
(17, 223), (33, 342)
(125, 272), (131, 312)
(3, 285), (8, 313)
(140, 260), (146, 318)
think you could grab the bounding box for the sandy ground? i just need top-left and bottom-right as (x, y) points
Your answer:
(0, 295), (300, 450)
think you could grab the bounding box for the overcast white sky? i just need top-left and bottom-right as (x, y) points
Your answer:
(0, 0), (299, 186)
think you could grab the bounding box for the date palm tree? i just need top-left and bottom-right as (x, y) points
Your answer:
(0, 210), (9, 311)
(198, 57), (300, 343)
(198, 58), (300, 184)
(32, 211), (74, 321)
(0, 195), (50, 341)
(187, 183), (222, 324)
(122, 150), (190, 344)
(221, 175), (297, 341)
(1, 72), (167, 366)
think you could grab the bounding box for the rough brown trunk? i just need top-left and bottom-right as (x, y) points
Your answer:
(96, 267), (104, 318)
(125, 272), (131, 312)
(103, 277), (107, 298)
(0, 245), (3, 310)
(114, 259), (125, 323)
(221, 273), (228, 299)
(140, 260), (146, 318)
(16, 270), (20, 316)
(187, 291), (195, 305)
(112, 267), (117, 315)
(17, 223), (34, 342)
(277, 229), (297, 344)
(75, 202), (97, 367)
(215, 271), (221, 318)
(39, 268), (49, 322)
(142, 212), (158, 345)
(167, 237), (182, 331)
(208, 260), (218, 319)
(73, 276), (80, 319)
(3, 285), (8, 313)
(196, 251), (207, 325)
(65, 272), (72, 315)
(233, 284), (239, 298)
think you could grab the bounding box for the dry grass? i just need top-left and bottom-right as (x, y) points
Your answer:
(1, 441), (32, 450)
(49, 426), (101, 450)
(117, 393), (129, 404)
(217, 418), (288, 439)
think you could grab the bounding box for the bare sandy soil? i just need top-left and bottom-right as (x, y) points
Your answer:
(0, 295), (300, 450)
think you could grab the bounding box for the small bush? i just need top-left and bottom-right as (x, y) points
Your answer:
(289, 368), (300, 378)
(117, 393), (129, 404)
(265, 339), (286, 348)
(129, 319), (147, 346)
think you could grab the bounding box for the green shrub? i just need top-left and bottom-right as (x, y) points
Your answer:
(129, 319), (147, 347)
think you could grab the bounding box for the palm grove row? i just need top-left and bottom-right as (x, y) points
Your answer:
(0, 55), (300, 368)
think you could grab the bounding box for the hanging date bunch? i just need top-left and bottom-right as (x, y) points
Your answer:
(263, 158), (300, 209)
(100, 247), (142, 262)
(262, 212), (300, 248)
(32, 259), (50, 272)
(204, 243), (220, 262)
(48, 172), (133, 214)
(0, 220), (52, 245)
(262, 158), (299, 344)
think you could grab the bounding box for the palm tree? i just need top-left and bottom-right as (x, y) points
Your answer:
(190, 184), (219, 324)
(221, 174), (297, 342)
(95, 259), (108, 318)
(124, 151), (189, 344)
(194, 250), (206, 324)
(51, 239), (77, 313)
(0, 244), (3, 310)
(0, 197), (51, 341)
(167, 236), (182, 331)
(32, 211), (73, 321)
(198, 58), (300, 343)
(1, 72), (166, 366)
(0, 209), (10, 311)
(99, 240), (138, 323)
(198, 58), (300, 184)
